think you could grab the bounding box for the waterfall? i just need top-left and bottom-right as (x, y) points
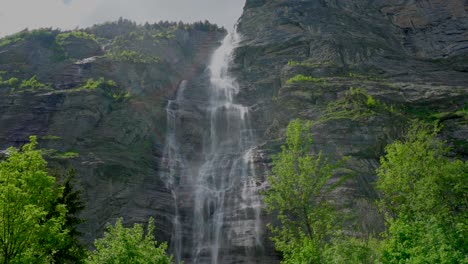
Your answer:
(192, 30), (262, 263)
(162, 29), (265, 264)
(162, 80), (187, 264)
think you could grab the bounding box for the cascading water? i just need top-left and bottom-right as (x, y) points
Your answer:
(192, 30), (263, 263)
(162, 80), (187, 264)
(162, 29), (267, 264)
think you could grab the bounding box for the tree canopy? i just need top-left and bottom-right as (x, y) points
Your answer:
(86, 218), (173, 264)
(263, 119), (342, 263)
(0, 136), (68, 263)
(376, 123), (467, 263)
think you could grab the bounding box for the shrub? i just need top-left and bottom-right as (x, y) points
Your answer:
(86, 218), (173, 264)
(286, 74), (326, 84)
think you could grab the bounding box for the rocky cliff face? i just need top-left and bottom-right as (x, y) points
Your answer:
(234, 0), (467, 238)
(0, 1), (466, 263)
(0, 21), (225, 244)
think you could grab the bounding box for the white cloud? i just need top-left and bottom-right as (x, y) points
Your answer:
(0, 0), (245, 37)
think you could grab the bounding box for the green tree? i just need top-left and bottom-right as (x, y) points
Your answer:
(86, 218), (173, 264)
(0, 136), (68, 263)
(49, 169), (86, 263)
(322, 236), (381, 264)
(263, 119), (342, 263)
(376, 123), (467, 263)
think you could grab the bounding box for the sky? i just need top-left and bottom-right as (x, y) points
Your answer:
(0, 0), (246, 37)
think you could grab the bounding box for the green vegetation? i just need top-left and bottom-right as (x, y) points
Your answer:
(287, 60), (337, 68)
(106, 50), (160, 64)
(56, 31), (97, 45)
(53, 151), (80, 160)
(376, 123), (467, 263)
(20, 75), (47, 89)
(263, 119), (343, 263)
(286, 74), (327, 84)
(81, 78), (116, 90)
(42, 135), (62, 140)
(79, 78), (130, 101)
(52, 169), (87, 263)
(315, 87), (395, 124)
(403, 105), (468, 124)
(0, 28), (67, 61)
(0, 33), (24, 47)
(0, 28), (57, 47)
(86, 218), (173, 264)
(0, 77), (20, 88)
(0, 137), (72, 263)
(265, 120), (467, 263)
(0, 75), (51, 93)
(151, 32), (176, 40)
(346, 72), (383, 81)
(0, 137), (173, 263)
(287, 60), (320, 68)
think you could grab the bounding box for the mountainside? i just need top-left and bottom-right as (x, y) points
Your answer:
(234, 0), (467, 238)
(0, 0), (466, 263)
(0, 19), (225, 244)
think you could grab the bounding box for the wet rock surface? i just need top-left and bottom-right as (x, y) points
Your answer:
(0, 25), (225, 245)
(234, 0), (467, 240)
(0, 1), (466, 263)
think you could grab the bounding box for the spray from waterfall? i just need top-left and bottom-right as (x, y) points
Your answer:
(191, 29), (263, 263)
(162, 28), (265, 264)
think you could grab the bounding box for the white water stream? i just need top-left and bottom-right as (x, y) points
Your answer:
(163, 29), (264, 264)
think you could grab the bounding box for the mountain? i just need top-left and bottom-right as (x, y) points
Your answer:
(0, 1), (466, 263)
(234, 0), (467, 239)
(0, 19), (225, 245)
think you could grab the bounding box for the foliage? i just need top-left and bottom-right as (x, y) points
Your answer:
(0, 34), (24, 47)
(56, 31), (97, 45)
(86, 218), (173, 264)
(265, 120), (466, 263)
(0, 28), (62, 48)
(0, 136), (68, 263)
(81, 78), (116, 90)
(79, 78), (129, 102)
(49, 169), (86, 263)
(42, 135), (62, 140)
(52, 151), (80, 160)
(376, 122), (467, 263)
(403, 105), (468, 124)
(287, 60), (320, 68)
(346, 72), (383, 81)
(323, 236), (381, 264)
(286, 74), (327, 84)
(0, 77), (20, 89)
(191, 20), (224, 32)
(20, 75), (47, 90)
(87, 18), (223, 44)
(106, 50), (160, 64)
(263, 119), (343, 262)
(314, 87), (395, 124)
(0, 75), (51, 93)
(287, 60), (336, 68)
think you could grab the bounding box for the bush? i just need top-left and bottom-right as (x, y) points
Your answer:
(0, 137), (68, 263)
(286, 74), (326, 84)
(20, 75), (47, 89)
(376, 123), (467, 263)
(106, 50), (160, 64)
(86, 218), (173, 264)
(56, 31), (97, 46)
(263, 119), (343, 262)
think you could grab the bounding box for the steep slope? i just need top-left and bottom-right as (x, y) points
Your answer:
(234, 0), (467, 238)
(0, 20), (225, 244)
(0, 1), (466, 263)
